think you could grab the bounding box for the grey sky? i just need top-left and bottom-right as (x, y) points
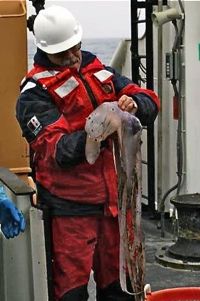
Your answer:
(27, 0), (131, 39)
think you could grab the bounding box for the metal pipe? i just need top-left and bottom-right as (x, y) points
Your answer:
(130, 0), (140, 85)
(157, 0), (164, 214)
(145, 1), (156, 215)
(160, 1), (185, 237)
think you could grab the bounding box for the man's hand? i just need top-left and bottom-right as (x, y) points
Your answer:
(118, 95), (138, 114)
(0, 186), (26, 239)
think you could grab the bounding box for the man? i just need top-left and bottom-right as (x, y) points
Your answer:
(16, 5), (160, 301)
(0, 185), (25, 239)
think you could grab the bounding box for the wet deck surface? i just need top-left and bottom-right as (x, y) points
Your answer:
(88, 213), (200, 300)
(143, 213), (200, 292)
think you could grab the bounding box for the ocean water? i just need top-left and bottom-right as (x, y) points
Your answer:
(28, 38), (121, 70)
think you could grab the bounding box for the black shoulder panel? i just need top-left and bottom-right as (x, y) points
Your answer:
(16, 80), (61, 142)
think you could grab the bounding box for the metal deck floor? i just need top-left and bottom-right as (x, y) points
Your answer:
(143, 214), (200, 292)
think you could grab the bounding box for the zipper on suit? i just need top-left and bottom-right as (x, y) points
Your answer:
(79, 72), (99, 109)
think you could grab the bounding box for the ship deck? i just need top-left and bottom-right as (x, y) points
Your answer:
(143, 212), (200, 291)
(88, 212), (200, 300)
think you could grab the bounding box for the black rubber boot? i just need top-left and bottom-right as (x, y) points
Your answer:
(96, 279), (135, 301)
(60, 284), (89, 301)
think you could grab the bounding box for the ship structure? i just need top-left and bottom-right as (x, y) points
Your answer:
(0, 0), (200, 300)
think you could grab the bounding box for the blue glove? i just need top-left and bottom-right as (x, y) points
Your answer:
(0, 186), (26, 239)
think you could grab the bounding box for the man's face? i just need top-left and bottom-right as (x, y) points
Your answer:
(47, 42), (82, 69)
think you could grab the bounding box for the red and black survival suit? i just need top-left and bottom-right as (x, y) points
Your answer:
(16, 49), (160, 301)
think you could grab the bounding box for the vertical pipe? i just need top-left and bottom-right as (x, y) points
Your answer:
(145, 0), (156, 214)
(157, 1), (163, 212)
(130, 0), (140, 84)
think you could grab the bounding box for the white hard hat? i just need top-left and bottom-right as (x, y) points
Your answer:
(33, 5), (83, 54)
